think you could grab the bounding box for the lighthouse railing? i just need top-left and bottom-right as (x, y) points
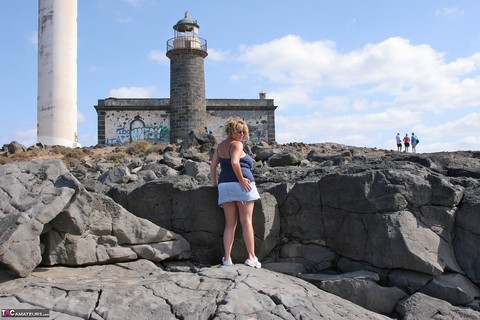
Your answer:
(167, 37), (207, 52)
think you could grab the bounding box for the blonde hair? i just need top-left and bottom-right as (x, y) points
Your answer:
(225, 117), (249, 139)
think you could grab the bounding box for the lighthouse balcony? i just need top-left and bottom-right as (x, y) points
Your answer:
(167, 36), (207, 52)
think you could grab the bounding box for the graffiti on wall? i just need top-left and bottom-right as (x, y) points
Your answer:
(247, 124), (268, 143)
(213, 124), (267, 143)
(207, 113), (270, 143)
(105, 116), (170, 145)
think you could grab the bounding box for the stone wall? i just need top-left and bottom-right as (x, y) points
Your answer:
(207, 98), (276, 143)
(95, 98), (170, 145)
(95, 97), (277, 145)
(104, 111), (170, 145)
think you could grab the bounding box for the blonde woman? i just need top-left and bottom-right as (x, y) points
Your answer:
(210, 117), (261, 268)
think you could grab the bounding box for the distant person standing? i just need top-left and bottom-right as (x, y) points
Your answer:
(411, 132), (419, 153)
(403, 134), (411, 152)
(396, 133), (402, 151)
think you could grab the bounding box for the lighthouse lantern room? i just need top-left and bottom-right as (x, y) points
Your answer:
(168, 11), (206, 51)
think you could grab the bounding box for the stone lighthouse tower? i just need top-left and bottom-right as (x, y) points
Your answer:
(37, 0), (79, 147)
(166, 12), (208, 142)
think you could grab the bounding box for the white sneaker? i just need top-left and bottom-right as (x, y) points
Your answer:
(245, 257), (261, 268)
(222, 257), (233, 266)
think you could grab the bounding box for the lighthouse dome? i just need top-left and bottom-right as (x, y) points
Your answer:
(173, 11), (199, 32)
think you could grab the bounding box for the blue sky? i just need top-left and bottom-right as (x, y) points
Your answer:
(1, 0), (480, 152)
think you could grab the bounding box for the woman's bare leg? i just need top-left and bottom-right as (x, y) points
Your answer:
(238, 201), (256, 260)
(222, 202), (238, 261)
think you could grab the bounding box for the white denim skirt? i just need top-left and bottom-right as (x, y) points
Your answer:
(218, 182), (260, 206)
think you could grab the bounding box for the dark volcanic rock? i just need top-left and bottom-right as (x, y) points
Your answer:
(0, 159), (190, 277)
(1, 141), (480, 318)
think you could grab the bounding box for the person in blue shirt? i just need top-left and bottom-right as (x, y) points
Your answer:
(411, 132), (419, 153)
(210, 117), (261, 268)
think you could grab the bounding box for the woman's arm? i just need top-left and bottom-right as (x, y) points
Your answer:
(230, 142), (251, 191)
(210, 149), (220, 186)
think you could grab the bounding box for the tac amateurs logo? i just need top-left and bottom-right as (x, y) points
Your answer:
(1, 309), (49, 318)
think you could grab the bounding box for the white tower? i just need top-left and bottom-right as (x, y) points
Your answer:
(37, 0), (79, 147)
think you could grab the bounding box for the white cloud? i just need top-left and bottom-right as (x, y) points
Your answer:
(207, 48), (231, 61)
(269, 86), (319, 109)
(78, 111), (87, 123)
(117, 15), (133, 24)
(235, 35), (480, 151)
(86, 65), (102, 73)
(15, 128), (36, 139)
(237, 35), (480, 112)
(29, 32), (38, 46)
(109, 86), (157, 98)
(230, 73), (246, 81)
(276, 106), (419, 142)
(320, 96), (350, 112)
(415, 112), (480, 141)
(435, 7), (465, 19)
(238, 35), (337, 85)
(125, 0), (142, 6)
(78, 133), (98, 148)
(12, 128), (36, 147)
(148, 50), (168, 64)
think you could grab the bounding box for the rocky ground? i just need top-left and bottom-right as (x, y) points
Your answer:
(1, 138), (480, 319)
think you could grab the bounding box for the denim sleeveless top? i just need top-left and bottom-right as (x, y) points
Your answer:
(218, 154), (255, 184)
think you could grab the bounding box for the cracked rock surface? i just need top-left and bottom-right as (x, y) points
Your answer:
(0, 260), (390, 320)
(2, 142), (480, 318)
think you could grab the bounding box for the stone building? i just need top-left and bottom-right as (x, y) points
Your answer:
(95, 12), (277, 146)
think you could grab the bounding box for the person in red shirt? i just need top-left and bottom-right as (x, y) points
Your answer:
(403, 134), (411, 152)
